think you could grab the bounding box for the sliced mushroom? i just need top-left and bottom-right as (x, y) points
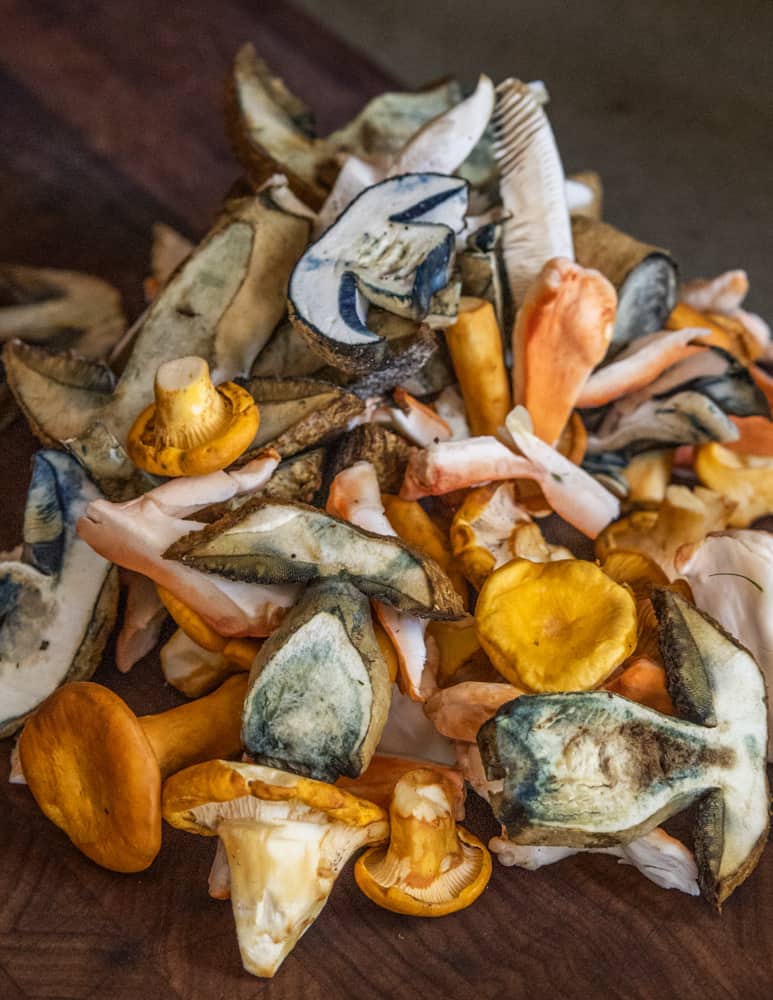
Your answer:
(0, 452), (118, 737)
(241, 580), (391, 780)
(167, 500), (464, 619)
(478, 591), (769, 908)
(239, 376), (364, 460)
(4, 195), (308, 470)
(491, 79), (573, 308)
(572, 216), (678, 350)
(288, 173), (467, 374)
(162, 759), (389, 977)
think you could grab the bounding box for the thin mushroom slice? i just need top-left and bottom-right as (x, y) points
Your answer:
(239, 376), (364, 461)
(478, 591), (769, 908)
(166, 500), (464, 619)
(354, 768), (491, 916)
(288, 173), (467, 375)
(489, 827), (699, 896)
(585, 390), (740, 456)
(4, 196), (308, 472)
(0, 452), (118, 738)
(162, 759), (389, 978)
(492, 79), (573, 308)
(241, 580), (392, 781)
(572, 216), (678, 350)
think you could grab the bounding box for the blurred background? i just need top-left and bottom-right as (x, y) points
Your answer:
(295, 0), (773, 314)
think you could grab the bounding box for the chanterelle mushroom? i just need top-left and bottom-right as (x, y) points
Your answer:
(19, 674), (248, 872)
(162, 759), (389, 978)
(127, 356), (259, 477)
(354, 768), (491, 916)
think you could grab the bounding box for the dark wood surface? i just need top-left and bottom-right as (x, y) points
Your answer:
(1, 3), (772, 998)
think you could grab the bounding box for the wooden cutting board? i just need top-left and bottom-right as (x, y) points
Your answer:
(1, 3), (771, 998)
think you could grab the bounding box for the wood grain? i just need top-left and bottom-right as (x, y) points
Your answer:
(1, 2), (772, 998)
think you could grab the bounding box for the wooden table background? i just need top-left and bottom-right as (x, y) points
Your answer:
(1, 2), (771, 997)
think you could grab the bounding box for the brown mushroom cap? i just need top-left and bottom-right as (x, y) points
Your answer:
(19, 682), (161, 873)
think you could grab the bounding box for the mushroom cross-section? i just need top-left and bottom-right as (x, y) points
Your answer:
(162, 759), (389, 978)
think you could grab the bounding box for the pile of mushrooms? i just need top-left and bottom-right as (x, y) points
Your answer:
(2, 43), (773, 979)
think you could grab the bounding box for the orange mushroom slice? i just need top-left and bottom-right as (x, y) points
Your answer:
(512, 257), (616, 444)
(18, 674), (247, 872)
(424, 682), (524, 741)
(162, 759), (388, 977)
(127, 355), (259, 477)
(354, 768), (491, 916)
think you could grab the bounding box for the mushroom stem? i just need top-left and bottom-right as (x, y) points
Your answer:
(387, 770), (462, 886)
(153, 356), (231, 450)
(139, 673), (248, 778)
(217, 816), (330, 978)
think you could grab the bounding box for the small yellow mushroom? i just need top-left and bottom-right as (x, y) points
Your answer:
(444, 297), (512, 436)
(596, 484), (736, 578)
(475, 558), (637, 691)
(354, 768), (491, 916)
(127, 355), (259, 476)
(623, 449), (673, 506)
(695, 442), (773, 527)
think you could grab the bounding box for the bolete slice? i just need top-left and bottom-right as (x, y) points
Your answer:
(478, 591), (769, 908)
(166, 500), (464, 619)
(162, 759), (389, 978)
(241, 580), (392, 781)
(19, 674), (248, 872)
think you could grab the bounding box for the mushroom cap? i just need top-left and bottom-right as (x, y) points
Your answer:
(127, 374), (258, 478)
(162, 759), (387, 834)
(19, 681), (161, 873)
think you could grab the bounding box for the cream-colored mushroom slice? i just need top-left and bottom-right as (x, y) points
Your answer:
(489, 827), (699, 895)
(163, 760), (388, 978)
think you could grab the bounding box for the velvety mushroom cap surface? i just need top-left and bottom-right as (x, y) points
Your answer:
(19, 681), (161, 873)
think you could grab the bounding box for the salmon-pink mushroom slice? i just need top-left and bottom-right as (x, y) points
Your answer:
(327, 462), (429, 701)
(680, 271), (749, 313)
(513, 257), (616, 443)
(577, 328), (707, 409)
(726, 416), (773, 456)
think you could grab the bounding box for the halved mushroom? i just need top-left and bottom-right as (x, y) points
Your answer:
(166, 499), (464, 619)
(4, 195), (308, 471)
(288, 173), (467, 374)
(19, 674), (248, 872)
(127, 357), (259, 477)
(0, 451), (118, 737)
(241, 580), (391, 780)
(478, 591), (769, 907)
(571, 216), (678, 350)
(354, 768), (491, 916)
(162, 759), (389, 977)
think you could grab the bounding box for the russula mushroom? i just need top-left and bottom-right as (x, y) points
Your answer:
(127, 356), (258, 477)
(354, 768), (491, 916)
(18, 674), (248, 872)
(162, 759), (389, 977)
